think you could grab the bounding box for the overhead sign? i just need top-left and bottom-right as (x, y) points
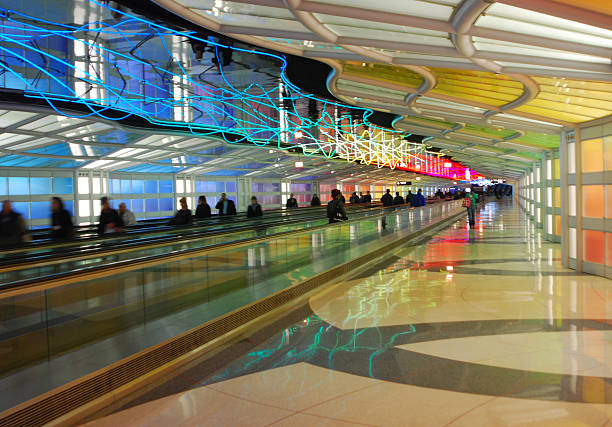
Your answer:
(396, 181), (412, 185)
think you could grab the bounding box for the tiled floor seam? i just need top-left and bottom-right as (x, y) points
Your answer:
(444, 396), (498, 426)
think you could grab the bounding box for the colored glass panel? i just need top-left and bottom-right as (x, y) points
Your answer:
(607, 233), (612, 267)
(583, 230), (605, 265)
(582, 185), (604, 218)
(553, 187), (561, 208)
(582, 138), (603, 172)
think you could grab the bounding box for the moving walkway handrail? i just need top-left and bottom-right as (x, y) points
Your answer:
(0, 208), (357, 271)
(0, 202), (440, 295)
(0, 204), (380, 257)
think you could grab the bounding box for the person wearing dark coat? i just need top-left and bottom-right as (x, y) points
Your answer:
(169, 197), (193, 225)
(286, 193), (298, 208)
(215, 193), (237, 216)
(406, 191), (414, 205)
(327, 189), (347, 224)
(362, 191), (372, 203)
(97, 197), (123, 234)
(195, 195), (211, 218)
(247, 196), (263, 218)
(393, 192), (405, 205)
(0, 200), (28, 245)
(51, 197), (74, 240)
(381, 189), (393, 207)
(310, 194), (321, 206)
(349, 192), (360, 204)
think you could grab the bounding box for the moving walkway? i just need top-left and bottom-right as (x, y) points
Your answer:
(0, 203), (386, 287)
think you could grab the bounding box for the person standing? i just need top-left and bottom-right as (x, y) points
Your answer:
(247, 196), (263, 218)
(363, 191), (372, 203)
(412, 189), (426, 207)
(169, 197), (193, 225)
(195, 195), (211, 218)
(327, 189), (347, 224)
(1, 200), (28, 245)
(50, 197), (74, 240)
(406, 190), (414, 205)
(349, 192), (360, 204)
(310, 194), (321, 206)
(381, 189), (393, 207)
(286, 193), (298, 208)
(97, 197), (123, 234)
(464, 190), (478, 227)
(215, 193), (237, 216)
(118, 202), (137, 226)
(393, 192), (405, 205)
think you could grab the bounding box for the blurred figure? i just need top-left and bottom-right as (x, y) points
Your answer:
(118, 202), (137, 226)
(195, 195), (211, 218)
(349, 192), (360, 204)
(406, 190), (414, 205)
(411, 189), (426, 207)
(310, 194), (321, 206)
(51, 197), (74, 240)
(247, 196), (263, 218)
(169, 197), (193, 225)
(286, 193), (298, 208)
(381, 189), (393, 207)
(215, 192), (236, 216)
(97, 197), (123, 234)
(393, 192), (405, 205)
(363, 191), (372, 203)
(327, 189), (347, 224)
(339, 192), (346, 204)
(1, 200), (28, 245)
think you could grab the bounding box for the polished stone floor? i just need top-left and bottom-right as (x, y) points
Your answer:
(86, 201), (612, 426)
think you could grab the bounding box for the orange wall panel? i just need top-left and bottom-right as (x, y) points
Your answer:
(582, 138), (603, 173)
(582, 185), (604, 218)
(584, 230), (605, 265)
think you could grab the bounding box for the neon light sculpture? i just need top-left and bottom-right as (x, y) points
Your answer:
(0, 1), (478, 180)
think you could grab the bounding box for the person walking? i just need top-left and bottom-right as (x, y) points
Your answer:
(51, 197), (74, 240)
(118, 202), (137, 226)
(195, 195), (211, 218)
(1, 200), (28, 245)
(169, 197), (193, 225)
(216, 193), (237, 216)
(247, 196), (263, 218)
(464, 190), (478, 227)
(97, 197), (123, 234)
(381, 189), (393, 207)
(327, 189), (347, 224)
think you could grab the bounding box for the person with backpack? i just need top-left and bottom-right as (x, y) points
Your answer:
(464, 190), (478, 227)
(327, 189), (347, 224)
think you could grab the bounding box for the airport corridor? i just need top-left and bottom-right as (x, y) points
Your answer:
(86, 201), (612, 426)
